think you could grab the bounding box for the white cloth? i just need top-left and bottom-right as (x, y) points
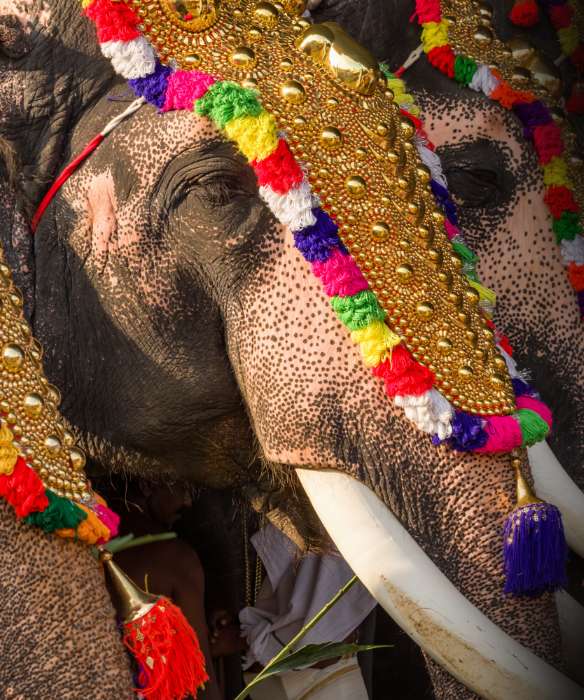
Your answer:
(244, 656), (368, 700)
(239, 523), (376, 670)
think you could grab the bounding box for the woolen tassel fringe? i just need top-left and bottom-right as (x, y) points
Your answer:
(123, 598), (208, 700)
(509, 0), (539, 27)
(503, 502), (567, 596)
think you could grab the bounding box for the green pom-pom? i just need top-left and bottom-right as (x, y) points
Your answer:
(454, 55), (478, 85)
(552, 211), (582, 243)
(330, 290), (386, 331)
(195, 81), (262, 129)
(25, 491), (87, 533)
(451, 240), (478, 265)
(516, 408), (550, 447)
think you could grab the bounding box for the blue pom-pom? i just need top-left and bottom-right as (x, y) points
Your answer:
(293, 208), (345, 262)
(447, 411), (488, 451)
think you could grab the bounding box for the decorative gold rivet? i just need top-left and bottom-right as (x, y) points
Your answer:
(494, 356), (506, 369)
(457, 312), (471, 327)
(428, 248), (442, 266)
(326, 97), (339, 109)
(400, 117), (415, 140)
(465, 330), (478, 347)
(416, 302), (434, 320)
(345, 176), (367, 199)
(23, 393), (44, 418)
(377, 123), (389, 136)
(320, 126), (342, 150)
(512, 67), (531, 84)
(230, 46), (256, 69)
(254, 1), (280, 26)
(437, 338), (452, 352)
(293, 116), (307, 128)
(183, 54), (201, 66)
(465, 287), (480, 304)
(491, 373), (506, 387)
(396, 263), (414, 282)
(438, 271), (452, 288)
(46, 385), (62, 405)
(416, 165), (431, 183)
(355, 147), (367, 160)
(450, 254), (463, 269)
(398, 239), (411, 250)
(474, 26), (493, 43)
(44, 435), (62, 454)
(69, 448), (86, 471)
(371, 222), (390, 240)
(417, 226), (431, 240)
(281, 79), (306, 104)
(2, 344), (25, 372)
(241, 77), (259, 90)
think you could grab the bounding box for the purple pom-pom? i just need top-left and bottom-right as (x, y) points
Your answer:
(448, 411), (488, 451)
(577, 290), (584, 319)
(503, 501), (567, 596)
(293, 208), (345, 263)
(512, 377), (535, 397)
(430, 180), (458, 226)
(513, 100), (552, 139)
(129, 62), (172, 110)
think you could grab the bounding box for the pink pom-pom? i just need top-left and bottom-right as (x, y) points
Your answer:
(162, 70), (216, 112)
(475, 415), (522, 452)
(311, 249), (369, 297)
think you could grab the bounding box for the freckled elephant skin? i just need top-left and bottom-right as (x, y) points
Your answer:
(0, 502), (134, 699)
(0, 1), (570, 698)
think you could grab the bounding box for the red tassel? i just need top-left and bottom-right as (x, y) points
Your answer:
(509, 0), (539, 27)
(0, 457), (48, 517)
(123, 598), (208, 700)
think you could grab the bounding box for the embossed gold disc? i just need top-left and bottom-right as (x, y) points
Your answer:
(129, 0), (516, 415)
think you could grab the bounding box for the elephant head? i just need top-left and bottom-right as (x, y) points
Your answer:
(0, 1), (582, 698)
(310, 0), (584, 492)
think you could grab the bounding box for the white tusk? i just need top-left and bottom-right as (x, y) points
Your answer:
(528, 442), (584, 559)
(556, 590), (584, 686)
(296, 468), (584, 700)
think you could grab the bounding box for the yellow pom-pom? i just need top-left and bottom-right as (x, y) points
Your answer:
(543, 157), (571, 188)
(225, 110), (278, 162)
(558, 26), (579, 56)
(421, 20), (450, 53)
(351, 320), (401, 367)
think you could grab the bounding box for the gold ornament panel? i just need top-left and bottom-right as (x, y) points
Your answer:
(0, 252), (90, 502)
(128, 0), (515, 415)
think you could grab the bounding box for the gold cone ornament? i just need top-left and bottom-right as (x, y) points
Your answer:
(101, 551), (208, 699)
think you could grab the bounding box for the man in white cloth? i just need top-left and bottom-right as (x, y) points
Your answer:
(239, 523), (377, 700)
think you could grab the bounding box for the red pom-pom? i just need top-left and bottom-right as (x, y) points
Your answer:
(252, 139), (304, 194)
(85, 0), (141, 43)
(427, 45), (456, 79)
(124, 597), (208, 700)
(372, 345), (434, 397)
(567, 262), (584, 292)
(566, 83), (584, 114)
(509, 0), (539, 27)
(532, 122), (564, 164)
(0, 457), (49, 518)
(549, 3), (574, 29)
(544, 185), (579, 218)
(415, 0), (442, 24)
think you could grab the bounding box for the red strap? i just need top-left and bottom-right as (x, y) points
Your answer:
(31, 133), (105, 233)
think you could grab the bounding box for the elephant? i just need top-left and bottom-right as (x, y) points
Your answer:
(308, 0), (584, 493)
(0, 1), (582, 699)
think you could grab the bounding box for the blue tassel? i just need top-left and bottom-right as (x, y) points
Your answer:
(503, 501), (567, 596)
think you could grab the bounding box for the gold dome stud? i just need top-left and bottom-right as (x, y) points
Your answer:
(320, 126), (342, 150)
(371, 222), (390, 241)
(281, 79), (306, 104)
(230, 46), (256, 69)
(44, 435), (62, 454)
(69, 448), (86, 471)
(23, 393), (44, 418)
(437, 338), (453, 352)
(254, 1), (280, 26)
(399, 117), (416, 140)
(345, 175), (367, 199)
(474, 27), (493, 44)
(416, 302), (434, 320)
(396, 263), (414, 282)
(2, 344), (25, 373)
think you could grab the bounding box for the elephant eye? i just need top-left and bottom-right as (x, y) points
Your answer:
(436, 139), (512, 210)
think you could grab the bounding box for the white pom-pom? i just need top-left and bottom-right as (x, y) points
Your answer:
(100, 37), (157, 80)
(259, 180), (315, 232)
